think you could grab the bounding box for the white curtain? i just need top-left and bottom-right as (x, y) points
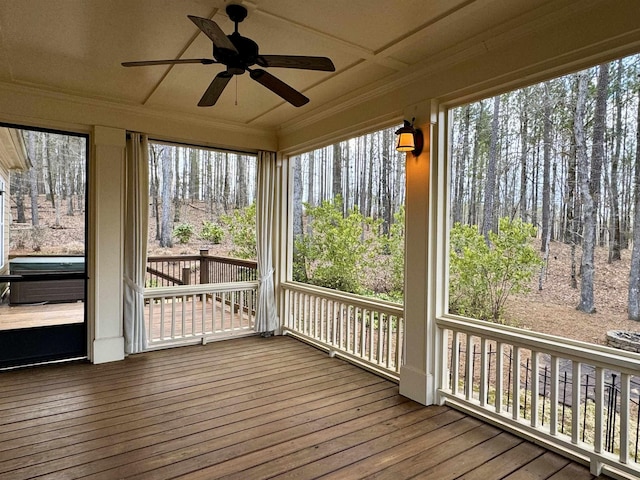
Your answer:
(255, 150), (279, 334)
(123, 133), (149, 354)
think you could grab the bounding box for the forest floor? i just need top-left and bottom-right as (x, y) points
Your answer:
(9, 199), (640, 346)
(506, 238), (640, 346)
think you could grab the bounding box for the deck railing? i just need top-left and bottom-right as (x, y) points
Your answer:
(281, 282), (404, 381)
(144, 281), (258, 348)
(146, 250), (258, 287)
(437, 315), (640, 479)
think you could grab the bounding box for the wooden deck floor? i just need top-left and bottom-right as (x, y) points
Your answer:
(0, 336), (608, 479)
(0, 301), (84, 330)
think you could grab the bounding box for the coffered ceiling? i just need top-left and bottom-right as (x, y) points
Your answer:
(0, 0), (639, 141)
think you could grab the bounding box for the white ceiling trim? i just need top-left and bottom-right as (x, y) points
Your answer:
(0, 81), (272, 138)
(246, 2), (409, 71)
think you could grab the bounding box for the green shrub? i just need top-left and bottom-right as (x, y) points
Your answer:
(173, 223), (195, 244)
(221, 203), (257, 259)
(387, 205), (405, 294)
(296, 196), (381, 294)
(200, 221), (224, 244)
(449, 217), (543, 322)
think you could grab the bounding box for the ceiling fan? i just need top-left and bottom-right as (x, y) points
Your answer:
(122, 4), (335, 107)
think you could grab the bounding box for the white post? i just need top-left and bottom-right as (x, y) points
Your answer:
(399, 100), (440, 405)
(89, 126), (125, 363)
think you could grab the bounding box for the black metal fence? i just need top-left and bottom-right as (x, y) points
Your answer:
(449, 340), (640, 461)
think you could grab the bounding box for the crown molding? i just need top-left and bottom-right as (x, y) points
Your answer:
(0, 80), (274, 138)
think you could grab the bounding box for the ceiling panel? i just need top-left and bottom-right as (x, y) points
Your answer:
(0, 0), (622, 133)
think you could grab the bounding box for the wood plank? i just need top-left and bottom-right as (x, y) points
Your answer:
(364, 423), (503, 480)
(547, 462), (595, 479)
(304, 416), (482, 480)
(401, 432), (524, 479)
(0, 302), (83, 330)
(0, 335), (612, 480)
(502, 451), (572, 479)
(237, 407), (463, 480)
(457, 442), (547, 480)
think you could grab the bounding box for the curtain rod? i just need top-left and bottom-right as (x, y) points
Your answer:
(133, 134), (258, 156)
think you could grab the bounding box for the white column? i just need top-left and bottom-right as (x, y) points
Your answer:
(399, 100), (442, 405)
(89, 126), (125, 363)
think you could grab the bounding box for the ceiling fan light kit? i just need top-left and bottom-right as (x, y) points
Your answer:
(122, 4), (335, 107)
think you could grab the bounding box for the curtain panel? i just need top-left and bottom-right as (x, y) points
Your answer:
(123, 133), (149, 354)
(255, 151), (279, 334)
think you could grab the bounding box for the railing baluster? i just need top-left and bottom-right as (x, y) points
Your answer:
(346, 305), (352, 354)
(572, 362), (581, 444)
(550, 355), (559, 436)
(465, 334), (473, 401)
(495, 342), (504, 413)
(595, 366), (605, 454)
(621, 372), (630, 464)
(201, 292), (206, 334)
(531, 350), (540, 427)
(512, 345), (520, 421)
(173, 296), (179, 337)
(377, 312), (384, 366)
(480, 338), (488, 407)
(319, 298), (325, 342)
(181, 295), (186, 338)
(452, 331), (460, 396)
(331, 300), (337, 347)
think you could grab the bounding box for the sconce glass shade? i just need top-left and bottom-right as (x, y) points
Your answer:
(395, 131), (416, 152)
(395, 119), (423, 156)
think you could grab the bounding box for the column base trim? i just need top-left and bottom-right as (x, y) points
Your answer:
(92, 336), (125, 364)
(399, 364), (434, 405)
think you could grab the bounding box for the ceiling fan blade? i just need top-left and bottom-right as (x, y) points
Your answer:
(188, 15), (238, 53)
(257, 55), (335, 72)
(249, 69), (309, 107)
(198, 71), (233, 106)
(122, 58), (217, 67)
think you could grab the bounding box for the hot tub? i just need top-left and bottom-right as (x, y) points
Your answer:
(9, 256), (85, 304)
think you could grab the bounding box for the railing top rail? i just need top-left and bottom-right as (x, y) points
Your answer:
(282, 281), (404, 316)
(199, 255), (258, 268)
(147, 254), (200, 262)
(438, 315), (640, 374)
(146, 253), (258, 269)
(144, 280), (258, 298)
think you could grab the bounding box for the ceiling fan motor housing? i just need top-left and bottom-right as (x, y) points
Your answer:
(214, 33), (259, 75)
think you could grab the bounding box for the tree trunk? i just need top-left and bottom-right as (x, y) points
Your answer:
(223, 153), (231, 213)
(541, 82), (553, 252)
(332, 142), (343, 212)
(575, 71), (596, 313)
(468, 101), (485, 225)
(173, 148), (181, 223)
(190, 148), (199, 201)
(381, 128), (392, 236)
(45, 136), (61, 227)
(236, 154), (247, 208)
(27, 133), (40, 227)
(518, 92), (529, 222)
(591, 63), (608, 249)
(609, 59), (623, 262)
(627, 80), (640, 320)
(454, 105), (471, 224)
(482, 95), (500, 242)
(159, 147), (174, 248)
(12, 172), (26, 223)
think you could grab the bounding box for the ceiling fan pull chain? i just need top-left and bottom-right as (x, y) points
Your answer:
(235, 76), (238, 106)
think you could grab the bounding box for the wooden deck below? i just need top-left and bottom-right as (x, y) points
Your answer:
(0, 301), (84, 330)
(0, 336), (609, 479)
